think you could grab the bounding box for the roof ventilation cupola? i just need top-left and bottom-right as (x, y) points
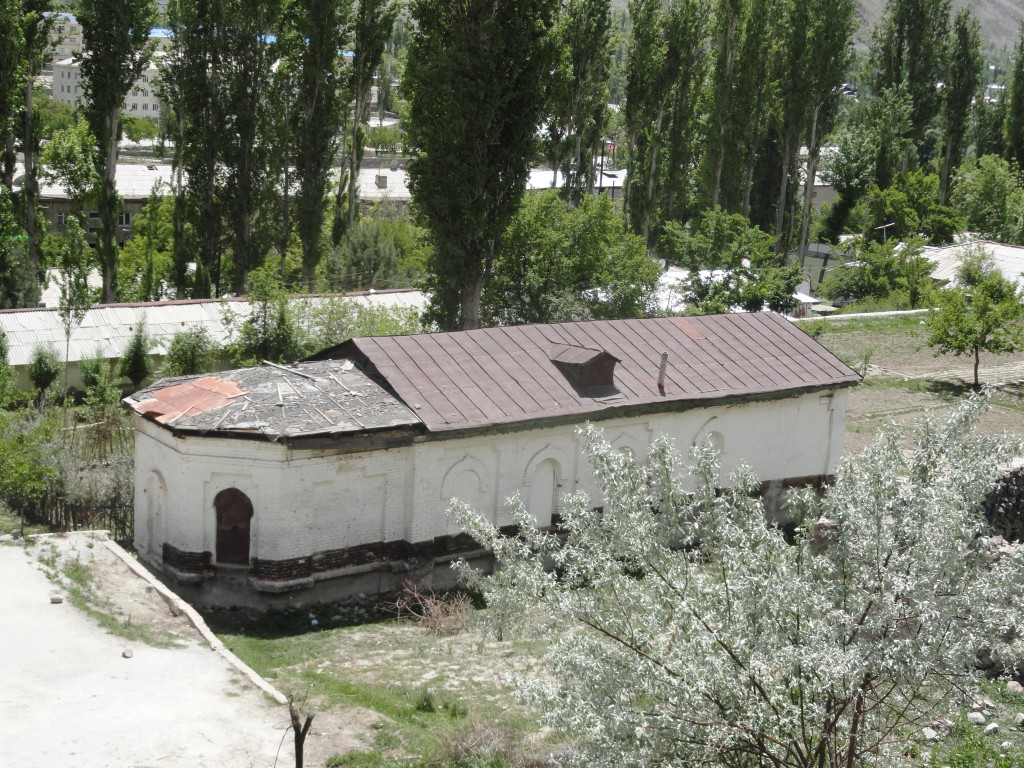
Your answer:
(549, 343), (620, 397)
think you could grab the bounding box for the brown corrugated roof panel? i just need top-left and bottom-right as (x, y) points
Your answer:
(337, 313), (859, 433)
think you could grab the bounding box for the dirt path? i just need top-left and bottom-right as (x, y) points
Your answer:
(0, 533), (296, 768)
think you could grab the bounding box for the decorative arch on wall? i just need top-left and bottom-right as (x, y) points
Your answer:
(607, 428), (650, 464)
(142, 470), (167, 557)
(441, 455), (491, 534)
(214, 488), (254, 566)
(692, 416), (725, 456)
(528, 458), (562, 528)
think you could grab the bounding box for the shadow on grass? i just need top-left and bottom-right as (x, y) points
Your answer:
(862, 376), (986, 398)
(200, 600), (398, 639)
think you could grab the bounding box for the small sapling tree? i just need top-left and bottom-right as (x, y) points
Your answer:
(119, 319), (154, 390)
(927, 247), (1024, 388)
(453, 396), (1024, 768)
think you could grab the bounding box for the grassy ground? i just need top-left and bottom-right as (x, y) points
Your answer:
(213, 604), (554, 767)
(804, 314), (1024, 455)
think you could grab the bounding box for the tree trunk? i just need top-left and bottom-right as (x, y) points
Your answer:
(798, 106), (822, 271)
(459, 275), (485, 330)
(974, 346), (980, 389)
(642, 104), (666, 250)
(774, 136), (792, 253)
(939, 135), (954, 207)
(172, 112), (188, 297)
(22, 79), (39, 286)
(346, 94), (362, 230)
(288, 701), (313, 768)
(2, 132), (14, 191)
(99, 107), (121, 304)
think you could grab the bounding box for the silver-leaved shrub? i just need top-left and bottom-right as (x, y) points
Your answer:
(452, 395), (1024, 768)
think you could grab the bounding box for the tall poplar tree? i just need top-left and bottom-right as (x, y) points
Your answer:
(793, 0), (856, 265)
(406, 0), (557, 330)
(1006, 24), (1024, 171)
(659, 0), (712, 224)
(869, 0), (952, 181)
(219, 0), (284, 294)
(162, 0), (225, 297)
(18, 2), (55, 295)
(0, 0), (25, 191)
(556, 0), (612, 207)
(292, 0), (351, 289)
(938, 8), (982, 206)
(344, 0), (398, 232)
(78, 0), (157, 303)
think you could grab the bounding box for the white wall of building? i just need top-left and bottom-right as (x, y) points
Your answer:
(53, 55), (164, 119)
(133, 388), (847, 571)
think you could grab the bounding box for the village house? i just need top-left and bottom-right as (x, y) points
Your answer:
(123, 312), (860, 608)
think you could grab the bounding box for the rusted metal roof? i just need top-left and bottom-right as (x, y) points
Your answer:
(123, 360), (420, 441)
(325, 313), (859, 433)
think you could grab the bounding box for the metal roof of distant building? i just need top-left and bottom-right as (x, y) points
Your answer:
(319, 313), (860, 433)
(123, 360), (419, 441)
(926, 239), (1024, 288)
(13, 162), (176, 200)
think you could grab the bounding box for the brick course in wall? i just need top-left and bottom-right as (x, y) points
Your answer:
(163, 543), (212, 574)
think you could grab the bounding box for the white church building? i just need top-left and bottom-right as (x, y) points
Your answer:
(123, 313), (859, 608)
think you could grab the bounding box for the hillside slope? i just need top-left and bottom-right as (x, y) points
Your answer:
(854, 0), (1023, 51)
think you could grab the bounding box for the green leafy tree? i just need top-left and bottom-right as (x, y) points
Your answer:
(1006, 24), (1024, 170)
(121, 115), (159, 142)
(162, 326), (217, 377)
(343, 0), (399, 233)
(118, 187), (175, 302)
(119, 319), (154, 389)
(452, 397), (1024, 768)
(40, 117), (99, 217)
(289, 0), (351, 289)
(78, 0), (157, 303)
(225, 266), (300, 365)
(950, 154), (1024, 243)
(777, 0), (856, 257)
(27, 343), (61, 406)
(294, 299), (424, 357)
(819, 122), (880, 241)
(660, 207), (800, 314)
(55, 216), (93, 393)
(0, 184), (37, 308)
(326, 218), (400, 292)
(0, 410), (59, 519)
(79, 347), (121, 417)
(406, 0), (557, 330)
(0, 329), (20, 407)
(218, 0), (285, 294)
(162, 0), (224, 297)
(927, 247), (1024, 388)
(551, 0), (612, 207)
(625, 0), (710, 246)
(868, 0), (952, 178)
(0, 0), (26, 190)
(819, 237), (934, 310)
(484, 190), (659, 325)
(17, 4), (57, 292)
(938, 9), (983, 207)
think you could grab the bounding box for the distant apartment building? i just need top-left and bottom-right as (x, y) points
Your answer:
(53, 52), (165, 121)
(49, 12), (83, 66)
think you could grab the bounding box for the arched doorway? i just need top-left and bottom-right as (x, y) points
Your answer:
(214, 488), (253, 565)
(529, 459), (560, 528)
